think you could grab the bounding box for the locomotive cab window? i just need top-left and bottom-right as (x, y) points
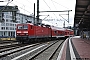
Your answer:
(17, 26), (23, 29)
(23, 25), (28, 29)
(17, 25), (28, 30)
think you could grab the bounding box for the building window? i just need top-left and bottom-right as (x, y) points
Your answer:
(6, 15), (10, 18)
(10, 27), (14, 30)
(4, 12), (8, 14)
(13, 24), (14, 26)
(10, 20), (12, 22)
(4, 32), (5, 36)
(15, 28), (16, 30)
(6, 23), (9, 26)
(10, 12), (12, 15)
(13, 28), (14, 30)
(6, 27), (9, 30)
(6, 19), (8, 22)
(1, 23), (5, 26)
(10, 24), (12, 26)
(1, 27), (5, 30)
(10, 16), (12, 19)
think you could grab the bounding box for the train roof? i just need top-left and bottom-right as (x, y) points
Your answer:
(51, 26), (66, 31)
(65, 28), (73, 31)
(17, 23), (73, 31)
(17, 23), (51, 28)
(17, 23), (34, 25)
(51, 26), (73, 31)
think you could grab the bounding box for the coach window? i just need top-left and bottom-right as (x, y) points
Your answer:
(23, 25), (28, 29)
(65, 32), (67, 34)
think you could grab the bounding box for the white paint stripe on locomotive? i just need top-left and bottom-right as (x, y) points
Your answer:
(69, 38), (76, 60)
(17, 31), (28, 33)
(17, 31), (21, 33)
(56, 36), (65, 38)
(11, 44), (46, 60)
(52, 36), (65, 37)
(23, 31), (28, 33)
(57, 38), (68, 60)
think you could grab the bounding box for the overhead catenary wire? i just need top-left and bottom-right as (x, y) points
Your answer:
(51, 0), (69, 9)
(51, 0), (72, 24)
(43, 0), (58, 19)
(43, 0), (51, 10)
(51, 0), (63, 21)
(15, 0), (46, 13)
(51, 0), (57, 10)
(11, 0), (34, 12)
(59, 14), (68, 23)
(10, 2), (32, 14)
(13, 0), (34, 9)
(25, 0), (33, 4)
(12, 0), (46, 16)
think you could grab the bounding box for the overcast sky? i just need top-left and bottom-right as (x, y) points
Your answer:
(0, 0), (76, 27)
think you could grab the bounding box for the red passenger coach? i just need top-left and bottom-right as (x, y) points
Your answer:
(51, 27), (65, 38)
(64, 29), (74, 37)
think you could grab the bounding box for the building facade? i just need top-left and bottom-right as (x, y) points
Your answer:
(0, 12), (16, 37)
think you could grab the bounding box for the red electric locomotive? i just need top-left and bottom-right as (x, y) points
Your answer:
(16, 23), (74, 43)
(16, 23), (51, 43)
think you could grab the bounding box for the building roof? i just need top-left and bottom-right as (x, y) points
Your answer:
(0, 6), (18, 12)
(74, 0), (90, 31)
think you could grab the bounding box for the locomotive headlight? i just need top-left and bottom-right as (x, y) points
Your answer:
(17, 34), (19, 35)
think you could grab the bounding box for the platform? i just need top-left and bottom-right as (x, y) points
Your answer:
(57, 36), (90, 60)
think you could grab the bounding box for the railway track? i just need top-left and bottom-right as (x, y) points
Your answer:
(0, 40), (17, 44)
(0, 40), (18, 47)
(29, 40), (64, 60)
(0, 41), (51, 60)
(0, 44), (29, 53)
(0, 43), (40, 58)
(0, 40), (64, 60)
